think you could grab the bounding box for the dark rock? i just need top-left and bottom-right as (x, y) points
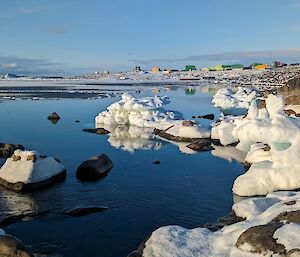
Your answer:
(75, 120), (80, 123)
(26, 155), (36, 162)
(82, 128), (110, 135)
(284, 200), (296, 206)
(64, 206), (108, 217)
(0, 143), (24, 159)
(272, 210), (300, 224)
(0, 170), (66, 192)
(182, 120), (196, 126)
(262, 144), (271, 151)
(284, 109), (297, 116)
(153, 128), (208, 143)
(153, 160), (160, 164)
(204, 211), (244, 231)
(198, 114), (215, 120)
(244, 161), (252, 172)
(186, 139), (213, 152)
(0, 234), (34, 257)
(76, 154), (113, 181)
(236, 223), (286, 255)
(47, 112), (60, 124)
(127, 234), (150, 257)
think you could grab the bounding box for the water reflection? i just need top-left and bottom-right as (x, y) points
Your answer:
(97, 124), (166, 153)
(211, 144), (247, 163)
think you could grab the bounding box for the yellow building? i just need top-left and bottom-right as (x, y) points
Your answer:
(254, 64), (268, 70)
(103, 70), (110, 74)
(151, 67), (161, 72)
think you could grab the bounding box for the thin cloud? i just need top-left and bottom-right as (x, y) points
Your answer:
(0, 55), (65, 76)
(132, 49), (300, 65)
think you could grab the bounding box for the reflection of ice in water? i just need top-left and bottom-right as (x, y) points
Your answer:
(211, 144), (247, 163)
(0, 188), (37, 218)
(97, 124), (165, 153)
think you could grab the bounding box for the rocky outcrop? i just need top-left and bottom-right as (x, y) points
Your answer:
(82, 128), (110, 135)
(153, 128), (207, 143)
(76, 154), (113, 181)
(236, 223), (286, 255)
(0, 234), (34, 257)
(0, 144), (24, 159)
(186, 139), (213, 152)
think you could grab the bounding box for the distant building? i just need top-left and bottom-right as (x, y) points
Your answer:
(209, 64), (223, 71)
(151, 67), (161, 72)
(185, 65), (196, 71)
(222, 64), (244, 70)
(134, 66), (141, 71)
(103, 70), (110, 74)
(254, 64), (268, 70)
(94, 71), (100, 75)
(273, 61), (287, 68)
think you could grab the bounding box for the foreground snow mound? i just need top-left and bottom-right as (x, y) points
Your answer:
(0, 149), (66, 191)
(143, 226), (214, 257)
(95, 93), (182, 128)
(143, 192), (300, 257)
(212, 87), (258, 115)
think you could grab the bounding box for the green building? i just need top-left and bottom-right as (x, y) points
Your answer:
(185, 65), (196, 71)
(222, 64), (244, 70)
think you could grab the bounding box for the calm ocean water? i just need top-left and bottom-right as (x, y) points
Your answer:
(0, 86), (243, 257)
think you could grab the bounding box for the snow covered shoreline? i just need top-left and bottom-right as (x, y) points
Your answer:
(126, 87), (300, 257)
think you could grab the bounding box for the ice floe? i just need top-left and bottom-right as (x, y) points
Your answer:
(96, 93), (211, 139)
(212, 87), (258, 115)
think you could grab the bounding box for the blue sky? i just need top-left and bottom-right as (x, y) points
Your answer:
(1, 0), (300, 75)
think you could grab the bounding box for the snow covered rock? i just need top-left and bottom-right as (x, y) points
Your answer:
(0, 150), (66, 192)
(154, 121), (211, 143)
(142, 192), (300, 257)
(212, 87), (258, 115)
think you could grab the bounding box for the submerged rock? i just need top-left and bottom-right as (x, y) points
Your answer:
(153, 160), (160, 164)
(47, 112), (60, 124)
(0, 143), (24, 159)
(64, 206), (108, 217)
(76, 154), (113, 181)
(82, 128), (110, 135)
(0, 234), (34, 257)
(0, 150), (66, 192)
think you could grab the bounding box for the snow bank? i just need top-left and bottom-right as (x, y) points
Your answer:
(166, 123), (211, 139)
(0, 149), (65, 184)
(212, 87), (258, 115)
(143, 192), (300, 257)
(273, 223), (300, 252)
(212, 93), (300, 196)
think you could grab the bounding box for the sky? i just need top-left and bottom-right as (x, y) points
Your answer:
(1, 0), (300, 75)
